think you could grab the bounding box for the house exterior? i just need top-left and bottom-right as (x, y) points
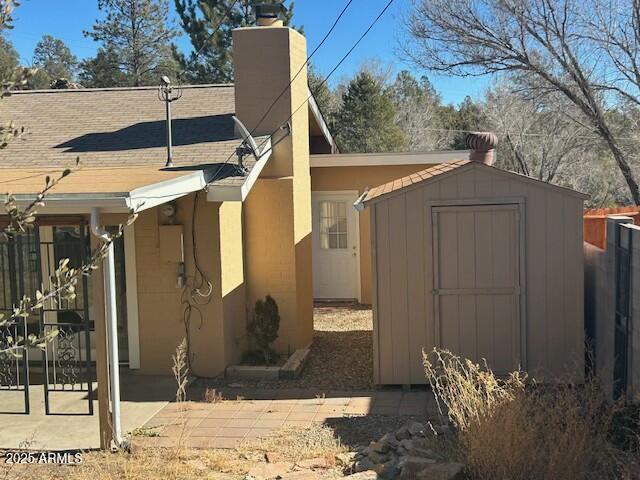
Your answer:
(363, 143), (587, 385)
(0, 19), (464, 388)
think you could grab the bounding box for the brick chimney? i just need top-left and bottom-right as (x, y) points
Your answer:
(466, 132), (498, 166)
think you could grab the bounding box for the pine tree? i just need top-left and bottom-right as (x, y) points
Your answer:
(31, 35), (78, 89)
(333, 72), (407, 153)
(308, 65), (339, 125)
(84, 0), (179, 87)
(174, 0), (296, 84)
(79, 46), (129, 88)
(437, 96), (486, 149)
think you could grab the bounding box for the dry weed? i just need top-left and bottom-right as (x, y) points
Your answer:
(423, 348), (638, 480)
(240, 423), (346, 464)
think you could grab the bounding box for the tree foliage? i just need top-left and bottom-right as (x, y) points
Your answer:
(333, 71), (407, 153)
(84, 0), (179, 86)
(79, 46), (129, 88)
(174, 0), (296, 84)
(30, 35), (77, 89)
(0, 34), (18, 83)
(0, 0), (138, 355)
(388, 71), (443, 151)
(403, 0), (640, 204)
(308, 65), (340, 125)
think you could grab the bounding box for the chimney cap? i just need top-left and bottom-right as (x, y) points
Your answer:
(255, 2), (286, 19)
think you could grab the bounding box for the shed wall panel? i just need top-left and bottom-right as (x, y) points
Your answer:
(371, 163), (584, 384)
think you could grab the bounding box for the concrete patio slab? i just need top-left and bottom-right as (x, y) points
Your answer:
(0, 373), (176, 451)
(136, 388), (438, 450)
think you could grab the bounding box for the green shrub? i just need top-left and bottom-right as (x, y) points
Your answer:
(247, 295), (280, 365)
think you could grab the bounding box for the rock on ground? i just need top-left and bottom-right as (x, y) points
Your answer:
(344, 420), (464, 480)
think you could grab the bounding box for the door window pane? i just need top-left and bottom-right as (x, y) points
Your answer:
(319, 201), (348, 250)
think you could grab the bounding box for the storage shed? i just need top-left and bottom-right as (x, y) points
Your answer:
(362, 133), (587, 385)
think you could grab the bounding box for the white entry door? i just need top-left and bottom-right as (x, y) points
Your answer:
(312, 192), (360, 300)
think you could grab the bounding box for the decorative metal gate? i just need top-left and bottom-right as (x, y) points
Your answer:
(0, 233), (38, 414)
(614, 224), (632, 399)
(0, 222), (93, 415)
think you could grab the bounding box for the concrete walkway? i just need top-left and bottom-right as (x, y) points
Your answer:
(0, 374), (175, 451)
(135, 389), (437, 449)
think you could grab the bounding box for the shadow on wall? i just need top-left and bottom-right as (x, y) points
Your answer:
(54, 114), (236, 152)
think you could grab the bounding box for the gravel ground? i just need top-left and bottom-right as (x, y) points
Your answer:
(199, 303), (374, 392)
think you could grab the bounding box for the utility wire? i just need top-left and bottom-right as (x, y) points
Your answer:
(246, 0), (356, 138)
(207, 0), (396, 186)
(254, 0), (398, 159)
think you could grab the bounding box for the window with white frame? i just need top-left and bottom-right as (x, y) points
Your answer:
(319, 201), (348, 249)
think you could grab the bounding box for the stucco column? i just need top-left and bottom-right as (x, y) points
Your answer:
(234, 25), (313, 352)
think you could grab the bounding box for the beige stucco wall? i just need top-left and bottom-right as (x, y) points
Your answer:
(131, 194), (245, 376)
(311, 164), (438, 304)
(235, 26), (313, 352)
(370, 163), (585, 384)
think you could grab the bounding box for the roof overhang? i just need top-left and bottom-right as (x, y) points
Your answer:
(308, 89), (337, 154)
(310, 150), (470, 168)
(206, 138), (272, 202)
(4, 138), (273, 214)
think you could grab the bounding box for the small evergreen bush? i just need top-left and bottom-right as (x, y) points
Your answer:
(247, 295), (280, 365)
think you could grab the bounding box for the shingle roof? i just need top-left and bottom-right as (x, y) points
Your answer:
(0, 85), (265, 193)
(363, 159), (471, 202)
(362, 157), (588, 203)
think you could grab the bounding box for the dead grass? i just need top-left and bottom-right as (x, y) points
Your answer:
(1, 424), (350, 480)
(240, 424), (346, 464)
(424, 348), (640, 480)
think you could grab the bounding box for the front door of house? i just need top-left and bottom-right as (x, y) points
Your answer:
(312, 192), (360, 300)
(432, 204), (522, 374)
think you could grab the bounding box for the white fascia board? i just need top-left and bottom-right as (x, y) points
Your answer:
(127, 170), (207, 212)
(308, 89), (337, 153)
(310, 150), (471, 168)
(7, 194), (130, 214)
(6, 170), (209, 214)
(206, 138), (273, 203)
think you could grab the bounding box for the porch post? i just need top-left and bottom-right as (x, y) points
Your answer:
(103, 240), (122, 443)
(90, 208), (123, 448)
(90, 233), (112, 449)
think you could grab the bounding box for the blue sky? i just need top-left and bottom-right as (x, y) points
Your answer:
(6, 0), (489, 105)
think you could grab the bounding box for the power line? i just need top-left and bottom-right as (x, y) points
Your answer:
(246, 0), (356, 138)
(205, 0), (366, 185)
(254, 0), (397, 159)
(414, 127), (639, 142)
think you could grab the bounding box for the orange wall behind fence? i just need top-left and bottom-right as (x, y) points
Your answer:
(584, 206), (640, 249)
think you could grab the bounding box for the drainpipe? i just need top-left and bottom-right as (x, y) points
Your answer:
(90, 208), (122, 446)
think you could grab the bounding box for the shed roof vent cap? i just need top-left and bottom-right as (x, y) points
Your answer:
(255, 2), (286, 27)
(466, 131), (498, 166)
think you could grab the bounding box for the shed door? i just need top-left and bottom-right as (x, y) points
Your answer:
(432, 204), (522, 374)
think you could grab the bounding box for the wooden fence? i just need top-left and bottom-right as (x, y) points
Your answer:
(584, 206), (640, 249)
